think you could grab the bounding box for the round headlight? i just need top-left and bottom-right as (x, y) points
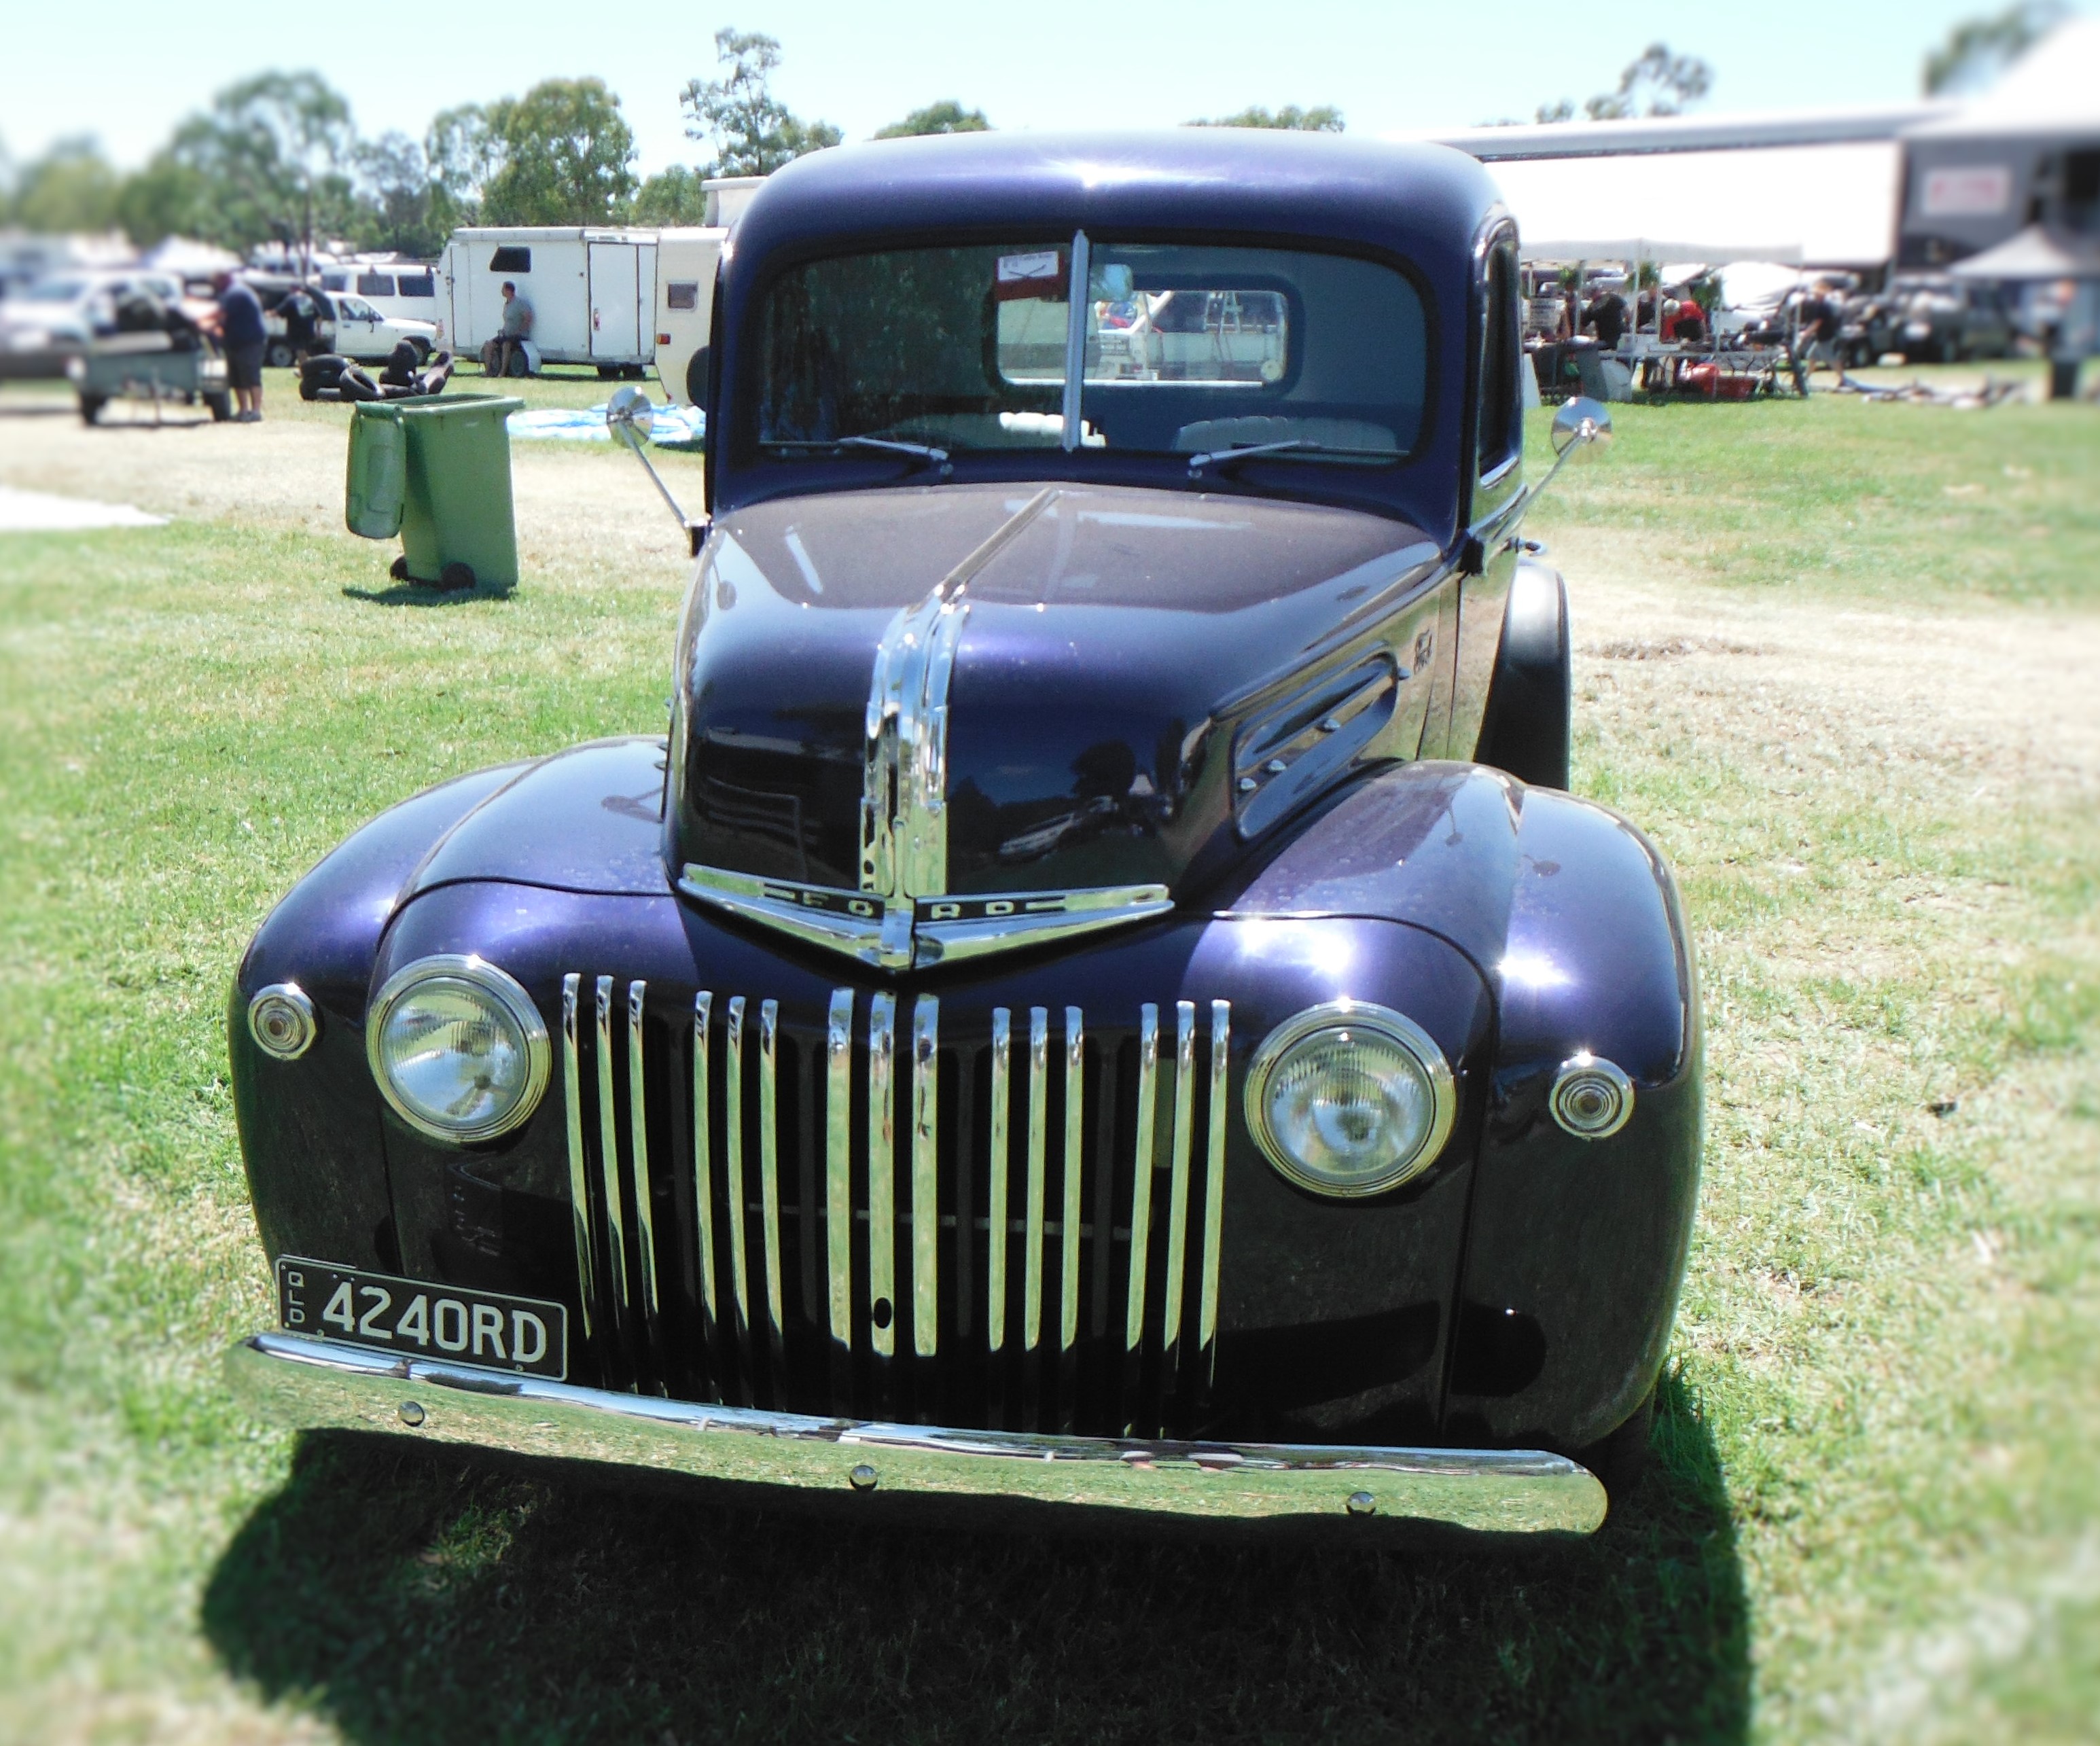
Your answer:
(366, 955), (550, 1143)
(1244, 1001), (1456, 1198)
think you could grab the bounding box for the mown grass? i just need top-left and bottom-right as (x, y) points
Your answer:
(0, 391), (2095, 1743)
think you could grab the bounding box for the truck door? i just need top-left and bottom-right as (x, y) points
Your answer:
(589, 243), (640, 361)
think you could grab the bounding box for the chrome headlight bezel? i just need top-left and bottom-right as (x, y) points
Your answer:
(365, 955), (550, 1144)
(1243, 999), (1457, 1199)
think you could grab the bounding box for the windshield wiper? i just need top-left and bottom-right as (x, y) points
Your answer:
(1186, 440), (1404, 477)
(839, 435), (949, 465)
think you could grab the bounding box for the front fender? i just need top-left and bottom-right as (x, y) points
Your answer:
(1224, 760), (1701, 1448)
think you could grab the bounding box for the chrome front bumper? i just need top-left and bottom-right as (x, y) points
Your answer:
(228, 1333), (1607, 1539)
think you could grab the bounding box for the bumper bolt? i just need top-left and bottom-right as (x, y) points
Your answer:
(398, 1401), (426, 1427)
(849, 1463), (878, 1493)
(1345, 1490), (1376, 1517)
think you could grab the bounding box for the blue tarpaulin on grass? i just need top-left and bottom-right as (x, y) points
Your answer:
(510, 404), (706, 448)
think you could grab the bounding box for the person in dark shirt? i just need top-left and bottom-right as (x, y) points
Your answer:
(1582, 290), (1626, 348)
(279, 285), (323, 364)
(214, 272), (268, 421)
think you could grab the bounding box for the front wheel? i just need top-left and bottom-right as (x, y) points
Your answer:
(265, 340), (296, 370)
(79, 395), (105, 425)
(1578, 1387), (1656, 1501)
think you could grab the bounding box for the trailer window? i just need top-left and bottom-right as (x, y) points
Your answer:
(396, 272), (435, 298)
(667, 281), (700, 311)
(489, 247), (532, 273)
(357, 272), (395, 297)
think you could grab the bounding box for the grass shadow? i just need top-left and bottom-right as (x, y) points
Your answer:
(340, 580), (517, 609)
(202, 1371), (1746, 1745)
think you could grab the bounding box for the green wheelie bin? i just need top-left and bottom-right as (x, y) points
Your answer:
(344, 395), (525, 590)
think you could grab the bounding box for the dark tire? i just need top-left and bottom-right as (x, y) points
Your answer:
(265, 340), (296, 370)
(1578, 1387), (1656, 1503)
(505, 351), (530, 378)
(410, 338), (432, 364)
(596, 363), (620, 380)
(1476, 561), (1571, 789)
(438, 561), (475, 591)
(79, 395), (105, 425)
(206, 391), (233, 422)
(389, 554), (410, 582)
(684, 344), (709, 409)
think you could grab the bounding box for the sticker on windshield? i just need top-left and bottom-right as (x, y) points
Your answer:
(995, 251), (1066, 301)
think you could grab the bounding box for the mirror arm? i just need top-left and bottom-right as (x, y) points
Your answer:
(613, 418), (698, 537)
(1523, 433), (1586, 507)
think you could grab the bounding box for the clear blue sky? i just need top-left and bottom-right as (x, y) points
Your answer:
(2, 0), (2080, 177)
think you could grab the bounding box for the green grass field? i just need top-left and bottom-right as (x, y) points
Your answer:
(0, 382), (2095, 1743)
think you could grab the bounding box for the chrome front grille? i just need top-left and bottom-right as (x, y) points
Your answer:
(559, 972), (1230, 1436)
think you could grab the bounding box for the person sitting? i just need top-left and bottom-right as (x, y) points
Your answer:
(481, 281), (533, 378)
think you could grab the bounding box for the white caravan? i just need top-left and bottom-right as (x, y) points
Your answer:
(437, 228), (660, 376)
(650, 228), (728, 405)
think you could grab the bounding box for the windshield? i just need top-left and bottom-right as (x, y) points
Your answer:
(752, 238), (1427, 464)
(19, 279), (88, 303)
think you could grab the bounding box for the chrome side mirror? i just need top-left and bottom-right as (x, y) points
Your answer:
(606, 383), (654, 436)
(1550, 396), (1614, 456)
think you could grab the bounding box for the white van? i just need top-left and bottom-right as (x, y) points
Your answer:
(317, 263), (442, 332)
(438, 228), (660, 376)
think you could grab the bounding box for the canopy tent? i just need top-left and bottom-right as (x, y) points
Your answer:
(1483, 142), (1901, 268)
(1950, 224), (2100, 281)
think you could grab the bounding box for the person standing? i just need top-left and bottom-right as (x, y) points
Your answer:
(481, 281), (534, 378)
(214, 271), (268, 422)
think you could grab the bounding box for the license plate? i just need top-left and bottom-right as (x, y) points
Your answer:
(277, 1258), (568, 1381)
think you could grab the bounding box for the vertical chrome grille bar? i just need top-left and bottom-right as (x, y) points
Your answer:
(867, 993), (897, 1361)
(691, 991), (718, 1393)
(985, 1008), (1011, 1359)
(561, 974), (595, 1342)
(1123, 1003), (1159, 1361)
(594, 976), (631, 1367)
(757, 999), (785, 1391)
(1199, 1000), (1231, 1393)
(1058, 1006), (1085, 1364)
(627, 982), (659, 1319)
(1160, 1000), (1197, 1371)
(910, 997), (940, 1361)
(723, 995), (752, 1393)
(1022, 1007), (1049, 1356)
(824, 988), (854, 1354)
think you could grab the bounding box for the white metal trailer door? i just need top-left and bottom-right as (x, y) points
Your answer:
(589, 243), (641, 360)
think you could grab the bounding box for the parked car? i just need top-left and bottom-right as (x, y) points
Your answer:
(0, 270), (186, 380)
(226, 131), (1703, 1544)
(252, 281), (437, 369)
(317, 262), (442, 332)
(1884, 274), (2016, 363)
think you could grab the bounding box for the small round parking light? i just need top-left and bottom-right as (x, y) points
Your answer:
(1244, 1000), (1456, 1198)
(248, 983), (318, 1061)
(1548, 1054), (1635, 1139)
(366, 955), (550, 1144)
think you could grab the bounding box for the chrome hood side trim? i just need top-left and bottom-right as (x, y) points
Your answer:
(228, 1332), (1608, 1539)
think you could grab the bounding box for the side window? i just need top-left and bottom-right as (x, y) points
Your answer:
(396, 272), (435, 298)
(489, 246), (532, 274)
(357, 272), (395, 297)
(1476, 236), (1521, 475)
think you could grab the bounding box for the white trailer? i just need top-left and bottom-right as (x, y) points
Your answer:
(650, 227), (728, 405)
(437, 227), (660, 376)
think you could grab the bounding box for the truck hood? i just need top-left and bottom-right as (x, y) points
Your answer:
(669, 482), (1443, 971)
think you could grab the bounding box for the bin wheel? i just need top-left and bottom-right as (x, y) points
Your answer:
(438, 562), (476, 591)
(79, 395), (105, 425)
(266, 340), (296, 370)
(504, 351), (530, 378)
(206, 391), (234, 422)
(389, 555), (410, 582)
